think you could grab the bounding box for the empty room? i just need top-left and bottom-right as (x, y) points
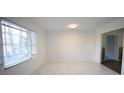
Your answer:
(0, 17), (124, 75)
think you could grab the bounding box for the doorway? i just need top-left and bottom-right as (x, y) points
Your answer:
(101, 29), (124, 74)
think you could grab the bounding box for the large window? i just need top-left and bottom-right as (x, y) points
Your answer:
(1, 19), (37, 68)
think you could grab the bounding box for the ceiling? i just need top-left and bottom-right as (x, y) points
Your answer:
(28, 17), (122, 32)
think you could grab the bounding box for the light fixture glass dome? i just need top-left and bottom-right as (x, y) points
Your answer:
(67, 24), (78, 30)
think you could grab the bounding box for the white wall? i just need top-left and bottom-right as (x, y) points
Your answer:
(0, 18), (46, 75)
(94, 18), (124, 74)
(45, 31), (96, 62)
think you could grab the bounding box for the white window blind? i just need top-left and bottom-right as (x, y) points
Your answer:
(1, 19), (37, 68)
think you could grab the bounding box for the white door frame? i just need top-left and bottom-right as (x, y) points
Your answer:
(121, 31), (124, 74)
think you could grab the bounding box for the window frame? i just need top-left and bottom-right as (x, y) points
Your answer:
(0, 18), (5, 71)
(0, 18), (37, 69)
(31, 31), (37, 55)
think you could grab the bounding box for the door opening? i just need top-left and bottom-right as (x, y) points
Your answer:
(101, 29), (124, 74)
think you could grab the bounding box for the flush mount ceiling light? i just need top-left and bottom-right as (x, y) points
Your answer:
(67, 24), (78, 30)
